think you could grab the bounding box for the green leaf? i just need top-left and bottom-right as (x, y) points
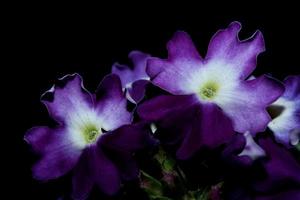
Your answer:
(140, 171), (163, 198)
(154, 147), (176, 172)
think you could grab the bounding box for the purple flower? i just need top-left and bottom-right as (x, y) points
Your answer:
(268, 75), (300, 146)
(25, 74), (156, 199)
(138, 22), (284, 159)
(112, 51), (151, 103)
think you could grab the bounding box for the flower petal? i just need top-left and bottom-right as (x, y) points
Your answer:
(110, 150), (140, 181)
(95, 74), (132, 131)
(26, 127), (82, 180)
(100, 123), (158, 152)
(176, 103), (235, 160)
(215, 75), (284, 134)
(24, 126), (53, 154)
(90, 145), (121, 195)
(221, 133), (252, 167)
(166, 31), (202, 61)
(42, 74), (94, 124)
(146, 32), (203, 95)
(128, 79), (149, 103)
(137, 94), (198, 121)
(268, 75), (300, 146)
(254, 137), (300, 192)
(238, 132), (266, 160)
(112, 51), (150, 88)
(283, 75), (300, 100)
(72, 149), (94, 200)
(206, 21), (265, 80)
(111, 63), (132, 87)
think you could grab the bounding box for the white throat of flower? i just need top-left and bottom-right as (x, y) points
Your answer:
(67, 107), (104, 149)
(268, 97), (300, 145)
(188, 60), (240, 104)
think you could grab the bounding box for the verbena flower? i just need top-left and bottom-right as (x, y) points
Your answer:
(268, 75), (300, 146)
(112, 51), (151, 103)
(25, 73), (156, 199)
(138, 22), (284, 159)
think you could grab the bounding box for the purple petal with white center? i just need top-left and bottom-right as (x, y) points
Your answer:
(146, 22), (284, 135)
(26, 73), (138, 198)
(238, 132), (266, 160)
(95, 74), (132, 131)
(42, 74), (94, 125)
(206, 21), (265, 80)
(25, 127), (82, 180)
(268, 75), (300, 146)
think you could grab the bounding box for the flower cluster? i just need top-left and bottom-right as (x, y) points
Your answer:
(25, 22), (300, 200)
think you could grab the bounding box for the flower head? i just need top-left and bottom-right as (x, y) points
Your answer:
(25, 73), (156, 199)
(138, 22), (284, 159)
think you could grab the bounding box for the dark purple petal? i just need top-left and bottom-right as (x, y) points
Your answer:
(72, 149), (94, 200)
(176, 103), (235, 160)
(206, 21), (265, 80)
(95, 74), (132, 131)
(255, 189), (300, 200)
(26, 127), (82, 180)
(90, 145), (121, 195)
(42, 74), (94, 124)
(137, 94), (198, 121)
(154, 101), (199, 146)
(100, 123), (158, 152)
(218, 75), (284, 134)
(111, 150), (140, 181)
(254, 137), (300, 192)
(221, 133), (252, 167)
(128, 79), (149, 103)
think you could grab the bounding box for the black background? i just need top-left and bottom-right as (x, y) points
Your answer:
(6, 3), (300, 200)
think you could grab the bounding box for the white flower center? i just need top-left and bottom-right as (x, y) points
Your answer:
(66, 106), (104, 149)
